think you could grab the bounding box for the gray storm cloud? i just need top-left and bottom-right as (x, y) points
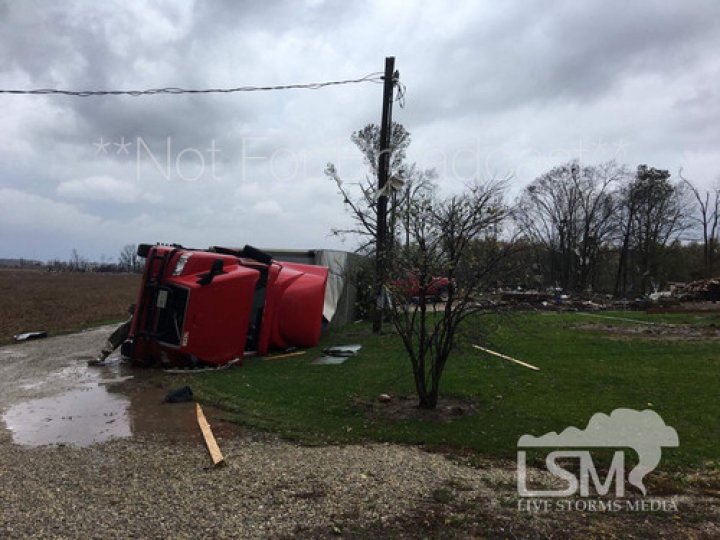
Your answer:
(518, 408), (679, 495)
(1, 1), (720, 260)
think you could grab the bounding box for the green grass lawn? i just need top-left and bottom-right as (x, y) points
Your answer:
(194, 311), (720, 470)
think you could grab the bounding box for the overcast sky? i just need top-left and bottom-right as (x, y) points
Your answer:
(1, 0), (719, 261)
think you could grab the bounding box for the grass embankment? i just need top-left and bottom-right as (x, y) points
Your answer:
(0, 268), (140, 344)
(195, 310), (720, 469)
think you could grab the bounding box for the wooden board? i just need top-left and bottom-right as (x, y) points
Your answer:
(196, 403), (225, 467)
(472, 344), (540, 372)
(264, 350), (306, 361)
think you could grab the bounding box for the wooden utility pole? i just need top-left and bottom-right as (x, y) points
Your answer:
(373, 56), (396, 333)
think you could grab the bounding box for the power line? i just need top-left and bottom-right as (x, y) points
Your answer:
(0, 72), (385, 97)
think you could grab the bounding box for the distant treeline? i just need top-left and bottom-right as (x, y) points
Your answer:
(0, 258), (45, 268)
(494, 160), (717, 296)
(472, 238), (714, 297)
(1, 245), (144, 274)
(377, 159), (717, 297)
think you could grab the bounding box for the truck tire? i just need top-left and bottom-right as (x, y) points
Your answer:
(438, 287), (450, 302)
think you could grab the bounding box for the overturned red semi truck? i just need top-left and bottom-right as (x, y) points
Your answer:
(120, 243), (329, 367)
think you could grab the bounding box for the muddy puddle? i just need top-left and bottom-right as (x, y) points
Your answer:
(2, 348), (240, 447)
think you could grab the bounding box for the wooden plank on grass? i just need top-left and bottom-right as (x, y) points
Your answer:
(196, 403), (225, 467)
(472, 344), (540, 372)
(264, 350), (307, 361)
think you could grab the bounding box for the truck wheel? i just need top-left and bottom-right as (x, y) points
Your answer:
(438, 287), (449, 302)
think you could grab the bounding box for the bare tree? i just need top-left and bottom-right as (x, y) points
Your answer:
(351, 123), (410, 181)
(386, 180), (512, 409)
(69, 249), (87, 272)
(326, 122), (411, 252)
(390, 165), (438, 250)
(516, 160), (623, 291)
(119, 244), (140, 272)
(615, 165), (691, 295)
(680, 169), (720, 278)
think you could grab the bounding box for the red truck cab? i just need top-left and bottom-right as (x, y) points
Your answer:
(391, 271), (451, 301)
(122, 244), (328, 367)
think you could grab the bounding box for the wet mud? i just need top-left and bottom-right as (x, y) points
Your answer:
(0, 325), (241, 447)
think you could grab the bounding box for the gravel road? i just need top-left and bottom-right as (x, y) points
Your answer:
(0, 431), (507, 538)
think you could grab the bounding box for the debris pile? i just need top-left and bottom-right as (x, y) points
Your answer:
(670, 278), (720, 302)
(495, 289), (612, 311)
